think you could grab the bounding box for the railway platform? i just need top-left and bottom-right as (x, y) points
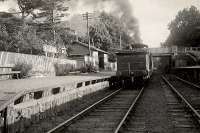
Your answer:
(0, 72), (115, 133)
(174, 65), (200, 83)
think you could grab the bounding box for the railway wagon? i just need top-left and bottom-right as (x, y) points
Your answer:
(116, 50), (153, 79)
(110, 50), (153, 89)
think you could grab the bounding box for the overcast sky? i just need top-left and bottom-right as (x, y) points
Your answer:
(132, 0), (200, 47)
(0, 0), (200, 47)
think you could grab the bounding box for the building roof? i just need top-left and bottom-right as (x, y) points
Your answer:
(132, 43), (148, 48)
(115, 50), (149, 55)
(72, 41), (110, 54)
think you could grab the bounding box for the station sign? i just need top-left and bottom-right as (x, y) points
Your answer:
(43, 44), (57, 53)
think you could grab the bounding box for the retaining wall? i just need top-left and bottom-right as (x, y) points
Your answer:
(2, 77), (109, 133)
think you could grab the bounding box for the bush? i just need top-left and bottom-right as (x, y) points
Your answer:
(108, 53), (116, 62)
(80, 64), (98, 73)
(54, 63), (74, 76)
(12, 62), (32, 78)
(80, 66), (87, 73)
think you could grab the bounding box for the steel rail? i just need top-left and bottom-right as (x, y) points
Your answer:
(162, 76), (200, 125)
(174, 75), (200, 89)
(114, 87), (145, 133)
(46, 89), (122, 133)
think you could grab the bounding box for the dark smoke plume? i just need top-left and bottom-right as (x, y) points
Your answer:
(69, 0), (142, 43)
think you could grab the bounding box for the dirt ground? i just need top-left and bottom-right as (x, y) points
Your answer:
(127, 73), (174, 133)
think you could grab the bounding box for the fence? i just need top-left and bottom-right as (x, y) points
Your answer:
(0, 52), (77, 77)
(105, 62), (117, 71)
(184, 47), (200, 52)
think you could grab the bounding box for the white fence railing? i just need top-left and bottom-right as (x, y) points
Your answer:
(143, 46), (200, 54)
(184, 47), (200, 52)
(148, 47), (173, 54)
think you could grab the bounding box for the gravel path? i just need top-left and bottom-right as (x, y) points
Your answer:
(124, 73), (173, 133)
(143, 74), (173, 132)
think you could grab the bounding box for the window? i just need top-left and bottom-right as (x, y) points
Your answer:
(52, 87), (60, 95)
(34, 91), (43, 99)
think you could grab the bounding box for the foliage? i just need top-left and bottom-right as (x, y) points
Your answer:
(0, 0), (73, 55)
(165, 6), (200, 47)
(86, 63), (97, 73)
(79, 66), (87, 73)
(12, 62), (32, 78)
(33, 0), (71, 54)
(38, 0), (69, 21)
(0, 13), (23, 52)
(108, 53), (116, 62)
(54, 63), (74, 76)
(0, 15), (44, 54)
(0, 24), (14, 51)
(16, 0), (69, 20)
(15, 24), (44, 54)
(57, 26), (76, 54)
(33, 0), (69, 39)
(17, 0), (43, 19)
(89, 22), (112, 51)
(80, 64), (97, 73)
(89, 12), (139, 51)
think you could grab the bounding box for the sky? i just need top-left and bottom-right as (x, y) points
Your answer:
(131, 0), (200, 47)
(0, 0), (200, 48)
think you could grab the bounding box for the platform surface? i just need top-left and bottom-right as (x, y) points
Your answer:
(176, 65), (200, 69)
(0, 71), (115, 111)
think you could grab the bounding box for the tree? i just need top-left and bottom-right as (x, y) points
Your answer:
(0, 12), (44, 54)
(0, 0), (71, 55)
(16, 24), (44, 54)
(165, 6), (200, 47)
(0, 12), (23, 52)
(34, 0), (70, 52)
(89, 22), (112, 51)
(58, 27), (76, 52)
(38, 0), (69, 21)
(89, 12), (137, 51)
(15, 0), (71, 55)
(0, 24), (15, 51)
(17, 0), (43, 19)
(16, 0), (69, 40)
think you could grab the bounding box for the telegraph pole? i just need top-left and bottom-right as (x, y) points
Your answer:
(82, 12), (93, 56)
(120, 33), (122, 49)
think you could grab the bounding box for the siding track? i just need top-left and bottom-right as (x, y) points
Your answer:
(162, 75), (200, 133)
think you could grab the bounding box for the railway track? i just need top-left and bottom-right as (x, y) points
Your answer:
(165, 75), (200, 114)
(162, 75), (200, 133)
(47, 87), (144, 133)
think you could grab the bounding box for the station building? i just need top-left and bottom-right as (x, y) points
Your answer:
(69, 41), (110, 70)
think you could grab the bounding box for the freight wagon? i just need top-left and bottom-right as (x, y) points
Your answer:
(116, 50), (153, 79)
(110, 50), (153, 89)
